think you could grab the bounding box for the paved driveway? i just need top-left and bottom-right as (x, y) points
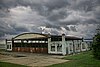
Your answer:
(0, 52), (68, 67)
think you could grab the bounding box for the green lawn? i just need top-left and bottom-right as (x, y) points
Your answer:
(47, 51), (100, 67)
(0, 62), (29, 67)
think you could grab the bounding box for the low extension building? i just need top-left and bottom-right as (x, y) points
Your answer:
(83, 39), (93, 50)
(6, 33), (89, 55)
(0, 39), (6, 50)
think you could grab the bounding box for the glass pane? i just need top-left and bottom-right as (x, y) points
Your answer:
(57, 44), (62, 52)
(7, 45), (9, 49)
(51, 44), (55, 51)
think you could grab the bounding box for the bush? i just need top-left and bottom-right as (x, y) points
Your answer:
(93, 34), (100, 59)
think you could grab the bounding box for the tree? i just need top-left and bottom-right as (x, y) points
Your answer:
(93, 25), (100, 59)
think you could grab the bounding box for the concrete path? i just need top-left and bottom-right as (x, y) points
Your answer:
(0, 52), (69, 67)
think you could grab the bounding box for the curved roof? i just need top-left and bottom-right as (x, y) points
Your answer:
(13, 33), (82, 40)
(13, 33), (48, 40)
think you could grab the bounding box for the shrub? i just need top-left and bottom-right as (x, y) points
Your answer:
(93, 34), (100, 59)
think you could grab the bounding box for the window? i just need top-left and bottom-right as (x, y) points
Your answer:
(10, 45), (11, 49)
(7, 42), (12, 49)
(31, 44), (36, 47)
(75, 44), (80, 50)
(15, 43), (21, 47)
(7, 45), (9, 49)
(51, 44), (55, 51)
(42, 44), (48, 48)
(26, 43), (30, 47)
(23, 40), (27, 43)
(32, 41), (35, 43)
(78, 44), (80, 47)
(35, 44), (39, 48)
(21, 43), (26, 47)
(82, 43), (85, 49)
(57, 44), (62, 52)
(45, 41), (48, 43)
(35, 41), (38, 43)
(14, 40), (21, 43)
(41, 41), (44, 43)
(69, 43), (73, 51)
(28, 40), (31, 43)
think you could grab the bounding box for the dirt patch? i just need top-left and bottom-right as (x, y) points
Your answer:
(0, 54), (7, 59)
(0, 52), (69, 67)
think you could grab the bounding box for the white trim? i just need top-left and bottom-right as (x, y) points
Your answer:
(6, 41), (12, 51)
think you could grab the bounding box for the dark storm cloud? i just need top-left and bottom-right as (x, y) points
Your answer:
(0, 0), (18, 9)
(44, 0), (69, 10)
(0, 19), (16, 37)
(0, 9), (8, 17)
(47, 9), (68, 21)
(0, 0), (100, 38)
(18, 0), (69, 10)
(45, 23), (61, 30)
(69, 0), (96, 11)
(70, 26), (77, 32)
(10, 24), (29, 33)
(64, 26), (70, 31)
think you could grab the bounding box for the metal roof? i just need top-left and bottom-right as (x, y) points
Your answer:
(12, 33), (82, 40)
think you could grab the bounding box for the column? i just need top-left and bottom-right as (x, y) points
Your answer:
(5, 39), (7, 51)
(79, 40), (82, 52)
(74, 40), (77, 53)
(71, 42), (74, 53)
(11, 39), (13, 51)
(55, 44), (57, 53)
(48, 35), (51, 54)
(67, 43), (70, 54)
(72, 40), (76, 54)
(81, 42), (83, 51)
(62, 34), (66, 55)
(85, 43), (88, 51)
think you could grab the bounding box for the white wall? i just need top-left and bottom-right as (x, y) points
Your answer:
(0, 39), (6, 49)
(48, 41), (63, 54)
(66, 41), (73, 54)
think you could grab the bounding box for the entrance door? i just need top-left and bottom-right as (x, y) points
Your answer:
(6, 41), (12, 51)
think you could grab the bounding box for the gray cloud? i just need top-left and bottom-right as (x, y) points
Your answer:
(0, 19), (16, 37)
(0, 0), (100, 38)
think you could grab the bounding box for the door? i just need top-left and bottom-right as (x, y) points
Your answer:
(6, 41), (12, 51)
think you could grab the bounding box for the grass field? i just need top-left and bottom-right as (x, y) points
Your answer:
(0, 62), (29, 67)
(47, 51), (100, 67)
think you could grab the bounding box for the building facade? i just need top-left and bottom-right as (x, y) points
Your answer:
(6, 33), (90, 55)
(0, 39), (6, 49)
(83, 39), (93, 50)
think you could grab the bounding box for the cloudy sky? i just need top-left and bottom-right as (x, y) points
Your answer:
(0, 0), (100, 39)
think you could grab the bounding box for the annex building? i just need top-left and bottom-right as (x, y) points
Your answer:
(6, 33), (90, 55)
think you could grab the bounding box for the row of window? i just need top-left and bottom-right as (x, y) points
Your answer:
(13, 43), (48, 48)
(14, 40), (48, 43)
(51, 37), (62, 41)
(51, 43), (62, 52)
